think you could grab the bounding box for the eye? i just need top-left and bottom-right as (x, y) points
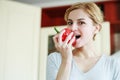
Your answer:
(67, 21), (73, 25)
(78, 21), (85, 25)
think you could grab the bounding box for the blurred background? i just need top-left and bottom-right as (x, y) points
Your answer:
(0, 0), (120, 80)
(12, 0), (120, 54)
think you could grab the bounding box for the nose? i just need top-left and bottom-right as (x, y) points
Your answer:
(70, 23), (78, 31)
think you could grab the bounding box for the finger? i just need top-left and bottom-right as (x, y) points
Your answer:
(58, 30), (65, 44)
(68, 36), (75, 45)
(53, 35), (61, 51)
(63, 32), (73, 45)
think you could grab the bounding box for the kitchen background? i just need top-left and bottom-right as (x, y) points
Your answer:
(0, 0), (120, 80)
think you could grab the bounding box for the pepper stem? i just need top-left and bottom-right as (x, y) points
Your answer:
(54, 27), (60, 33)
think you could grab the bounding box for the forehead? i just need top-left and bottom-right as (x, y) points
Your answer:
(68, 9), (90, 21)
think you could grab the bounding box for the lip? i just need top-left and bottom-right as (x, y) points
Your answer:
(72, 31), (81, 40)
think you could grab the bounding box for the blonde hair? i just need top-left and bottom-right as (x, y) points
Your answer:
(64, 2), (104, 26)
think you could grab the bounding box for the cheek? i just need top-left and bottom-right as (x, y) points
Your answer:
(83, 28), (95, 38)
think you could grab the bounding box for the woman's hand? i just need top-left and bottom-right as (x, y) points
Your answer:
(53, 29), (75, 60)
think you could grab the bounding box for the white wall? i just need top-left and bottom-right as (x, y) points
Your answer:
(0, 1), (41, 80)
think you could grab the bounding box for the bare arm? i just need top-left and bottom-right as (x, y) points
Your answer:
(56, 58), (72, 80)
(53, 30), (75, 80)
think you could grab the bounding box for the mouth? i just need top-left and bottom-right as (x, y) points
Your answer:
(75, 35), (81, 39)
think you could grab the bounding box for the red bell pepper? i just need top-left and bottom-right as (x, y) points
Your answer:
(54, 27), (76, 46)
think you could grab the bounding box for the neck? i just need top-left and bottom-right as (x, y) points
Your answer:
(73, 43), (101, 59)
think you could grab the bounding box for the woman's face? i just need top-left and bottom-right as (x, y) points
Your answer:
(67, 9), (99, 48)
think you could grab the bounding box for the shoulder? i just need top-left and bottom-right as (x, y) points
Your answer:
(47, 52), (62, 67)
(102, 54), (120, 70)
(48, 52), (61, 60)
(112, 51), (120, 59)
(101, 55), (120, 79)
(111, 57), (120, 68)
(102, 54), (120, 64)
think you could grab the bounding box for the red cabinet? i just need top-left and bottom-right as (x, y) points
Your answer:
(42, 6), (70, 27)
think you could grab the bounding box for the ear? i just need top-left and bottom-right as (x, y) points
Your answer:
(94, 24), (101, 34)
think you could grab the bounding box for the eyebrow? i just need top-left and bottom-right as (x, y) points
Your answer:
(77, 18), (85, 20)
(67, 18), (85, 21)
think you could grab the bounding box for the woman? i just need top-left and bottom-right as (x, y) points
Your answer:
(47, 2), (120, 80)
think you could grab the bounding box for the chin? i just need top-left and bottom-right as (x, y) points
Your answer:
(73, 44), (83, 48)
